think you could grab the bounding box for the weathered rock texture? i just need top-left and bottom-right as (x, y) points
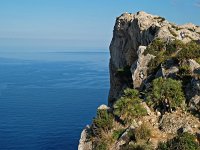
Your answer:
(78, 11), (200, 150)
(78, 126), (92, 150)
(109, 11), (200, 105)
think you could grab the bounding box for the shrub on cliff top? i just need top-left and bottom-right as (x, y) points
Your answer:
(114, 88), (147, 124)
(147, 77), (185, 109)
(157, 132), (200, 150)
(92, 109), (114, 137)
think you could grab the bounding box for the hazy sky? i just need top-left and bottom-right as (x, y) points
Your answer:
(0, 0), (200, 52)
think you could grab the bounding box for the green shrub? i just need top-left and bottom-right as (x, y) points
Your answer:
(92, 109), (114, 136)
(165, 39), (184, 55)
(157, 132), (200, 150)
(114, 89), (147, 124)
(124, 88), (140, 98)
(171, 24), (180, 31)
(145, 39), (184, 74)
(176, 41), (200, 61)
(135, 124), (151, 141)
(144, 39), (166, 56)
(121, 143), (153, 150)
(94, 140), (108, 150)
(147, 77), (185, 109)
(112, 129), (125, 140)
(178, 65), (191, 77)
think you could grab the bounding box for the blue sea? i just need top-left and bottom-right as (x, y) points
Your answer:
(0, 52), (110, 150)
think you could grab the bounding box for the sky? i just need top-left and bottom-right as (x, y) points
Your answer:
(0, 0), (200, 52)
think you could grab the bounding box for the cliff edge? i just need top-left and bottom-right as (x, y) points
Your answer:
(79, 11), (200, 150)
(109, 11), (200, 106)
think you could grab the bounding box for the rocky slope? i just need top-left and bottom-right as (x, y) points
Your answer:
(78, 11), (200, 150)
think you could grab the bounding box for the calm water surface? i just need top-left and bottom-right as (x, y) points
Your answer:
(0, 52), (110, 150)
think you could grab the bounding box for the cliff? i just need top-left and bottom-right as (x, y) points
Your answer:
(109, 11), (200, 106)
(79, 11), (200, 150)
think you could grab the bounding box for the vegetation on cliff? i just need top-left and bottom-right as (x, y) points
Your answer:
(79, 12), (200, 150)
(85, 38), (200, 150)
(114, 88), (147, 124)
(157, 132), (200, 150)
(146, 77), (185, 110)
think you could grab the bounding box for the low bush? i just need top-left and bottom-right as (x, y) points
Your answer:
(123, 88), (140, 98)
(135, 124), (151, 141)
(157, 132), (200, 150)
(146, 77), (185, 109)
(93, 140), (108, 150)
(168, 27), (178, 37)
(145, 39), (184, 74)
(176, 41), (200, 61)
(92, 109), (114, 137)
(112, 129), (126, 140)
(114, 89), (147, 124)
(121, 143), (153, 150)
(154, 16), (166, 23)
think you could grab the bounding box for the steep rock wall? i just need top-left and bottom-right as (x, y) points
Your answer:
(109, 11), (200, 105)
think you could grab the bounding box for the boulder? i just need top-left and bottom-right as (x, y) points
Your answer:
(78, 126), (92, 150)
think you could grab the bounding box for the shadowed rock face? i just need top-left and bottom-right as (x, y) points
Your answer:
(109, 11), (200, 106)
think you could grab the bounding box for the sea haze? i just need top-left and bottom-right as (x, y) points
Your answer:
(0, 52), (110, 150)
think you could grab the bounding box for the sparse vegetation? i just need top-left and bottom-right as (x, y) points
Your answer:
(145, 39), (184, 74)
(144, 38), (166, 56)
(157, 132), (199, 150)
(178, 65), (191, 77)
(116, 66), (131, 76)
(154, 16), (166, 22)
(188, 28), (195, 32)
(94, 140), (108, 150)
(91, 109), (114, 137)
(112, 129), (125, 140)
(121, 143), (154, 150)
(116, 65), (133, 87)
(135, 124), (151, 141)
(176, 41), (200, 61)
(84, 22), (200, 150)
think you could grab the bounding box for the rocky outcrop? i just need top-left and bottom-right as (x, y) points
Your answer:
(78, 126), (92, 150)
(159, 111), (200, 134)
(131, 46), (155, 89)
(79, 11), (200, 149)
(109, 11), (200, 105)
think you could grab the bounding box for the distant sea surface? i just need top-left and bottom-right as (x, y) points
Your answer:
(0, 52), (110, 150)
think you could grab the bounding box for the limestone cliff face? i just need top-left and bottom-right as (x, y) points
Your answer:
(78, 11), (200, 150)
(109, 11), (200, 105)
